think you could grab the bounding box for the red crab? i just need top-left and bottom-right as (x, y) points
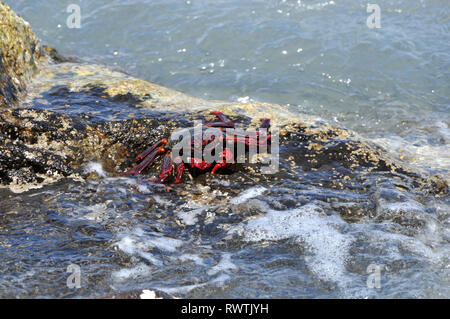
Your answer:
(126, 111), (271, 183)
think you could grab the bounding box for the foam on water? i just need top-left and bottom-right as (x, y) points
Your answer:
(111, 226), (237, 294)
(372, 134), (450, 181)
(176, 254), (206, 266)
(207, 253), (239, 276)
(226, 197), (449, 297)
(113, 227), (185, 268)
(176, 199), (216, 225)
(102, 176), (167, 194)
(152, 195), (173, 206)
(347, 221), (450, 298)
(229, 203), (353, 285)
(111, 263), (153, 282)
(230, 186), (267, 205)
(114, 236), (161, 266)
(177, 207), (204, 225)
(85, 162), (107, 178)
(115, 227), (184, 253)
(83, 202), (110, 222)
(381, 200), (425, 214)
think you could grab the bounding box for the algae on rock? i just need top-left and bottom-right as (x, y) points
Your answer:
(0, 1), (46, 108)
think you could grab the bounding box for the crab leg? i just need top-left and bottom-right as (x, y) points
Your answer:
(174, 161), (185, 184)
(136, 138), (168, 162)
(127, 146), (166, 176)
(205, 111), (235, 128)
(158, 153), (174, 183)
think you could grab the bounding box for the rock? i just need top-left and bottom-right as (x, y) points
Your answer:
(0, 105), (446, 197)
(0, 2), (447, 200)
(0, 4), (448, 299)
(0, 107), (188, 192)
(0, 1), (46, 108)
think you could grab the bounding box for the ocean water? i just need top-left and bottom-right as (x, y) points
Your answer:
(2, 0), (449, 298)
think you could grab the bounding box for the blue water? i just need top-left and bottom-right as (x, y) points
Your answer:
(2, 0), (449, 298)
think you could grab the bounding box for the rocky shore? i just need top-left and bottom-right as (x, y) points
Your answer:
(1, 1), (449, 299)
(0, 1), (447, 197)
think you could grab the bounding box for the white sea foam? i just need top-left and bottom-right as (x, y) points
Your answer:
(375, 197), (428, 221)
(381, 200), (425, 214)
(116, 232), (183, 253)
(363, 225), (447, 264)
(103, 176), (166, 193)
(85, 162), (107, 178)
(207, 253), (239, 276)
(176, 253), (206, 266)
(153, 195), (173, 206)
(177, 208), (204, 225)
(230, 186), (267, 205)
(146, 236), (184, 252)
(83, 203), (109, 222)
(113, 228), (185, 266)
(111, 263), (153, 282)
(372, 134), (450, 182)
(229, 203), (353, 285)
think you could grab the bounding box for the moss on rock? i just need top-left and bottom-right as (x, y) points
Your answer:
(0, 1), (45, 108)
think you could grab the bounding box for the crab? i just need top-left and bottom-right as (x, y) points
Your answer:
(126, 111), (271, 183)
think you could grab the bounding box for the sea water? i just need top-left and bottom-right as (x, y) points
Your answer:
(1, 0), (449, 298)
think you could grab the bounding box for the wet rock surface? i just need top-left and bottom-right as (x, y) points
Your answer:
(1, 100), (447, 197)
(0, 106), (184, 191)
(1, 98), (446, 198)
(0, 2), (45, 108)
(0, 2), (448, 299)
